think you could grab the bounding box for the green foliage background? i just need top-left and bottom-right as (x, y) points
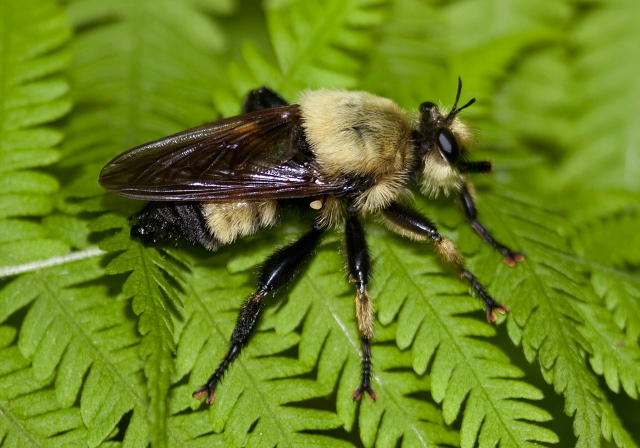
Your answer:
(1, 0), (639, 446)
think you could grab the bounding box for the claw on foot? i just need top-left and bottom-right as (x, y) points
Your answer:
(486, 303), (509, 323)
(193, 385), (216, 405)
(352, 385), (377, 402)
(503, 251), (525, 267)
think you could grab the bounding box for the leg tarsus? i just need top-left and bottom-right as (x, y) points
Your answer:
(470, 220), (525, 266)
(461, 183), (525, 266)
(460, 269), (508, 322)
(352, 386), (377, 402)
(502, 250), (526, 267)
(192, 387), (215, 404)
(352, 338), (376, 401)
(192, 332), (247, 404)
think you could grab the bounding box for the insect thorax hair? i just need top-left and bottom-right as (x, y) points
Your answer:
(298, 89), (416, 213)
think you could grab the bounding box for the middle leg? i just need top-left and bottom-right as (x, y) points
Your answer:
(345, 205), (377, 401)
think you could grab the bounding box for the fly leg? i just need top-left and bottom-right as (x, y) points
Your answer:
(242, 86), (288, 112)
(382, 202), (507, 322)
(345, 206), (376, 401)
(193, 223), (324, 404)
(459, 182), (525, 266)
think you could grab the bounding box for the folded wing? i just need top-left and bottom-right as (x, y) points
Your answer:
(99, 105), (349, 201)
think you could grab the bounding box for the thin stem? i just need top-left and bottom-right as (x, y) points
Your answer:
(0, 247), (106, 277)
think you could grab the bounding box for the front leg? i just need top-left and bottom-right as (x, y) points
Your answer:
(382, 202), (507, 322)
(345, 206), (376, 401)
(459, 182), (525, 266)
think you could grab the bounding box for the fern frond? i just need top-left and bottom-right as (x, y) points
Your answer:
(592, 270), (640, 343)
(3, 0), (639, 446)
(468, 191), (639, 448)
(440, 0), (572, 107)
(557, 0), (640, 192)
(214, 0), (387, 116)
(572, 208), (640, 269)
(567, 190), (640, 393)
(366, 214), (557, 448)
(0, 257), (148, 447)
(91, 213), (190, 448)
(285, 244), (463, 447)
(52, 0), (235, 444)
(170, 239), (348, 447)
(59, 0), (229, 205)
(579, 286), (640, 399)
(493, 48), (574, 166)
(364, 0), (572, 106)
(0, 0), (71, 268)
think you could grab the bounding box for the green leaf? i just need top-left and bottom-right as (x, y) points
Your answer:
(557, 1), (640, 192)
(2, 0), (640, 447)
(368, 202), (557, 448)
(0, 0), (71, 270)
(215, 0), (387, 115)
(469, 192), (639, 448)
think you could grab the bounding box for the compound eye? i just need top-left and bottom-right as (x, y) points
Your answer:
(437, 128), (460, 165)
(419, 102), (437, 114)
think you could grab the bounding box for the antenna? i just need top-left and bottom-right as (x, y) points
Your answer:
(446, 77), (475, 124)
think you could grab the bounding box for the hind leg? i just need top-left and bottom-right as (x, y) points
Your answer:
(194, 223), (324, 404)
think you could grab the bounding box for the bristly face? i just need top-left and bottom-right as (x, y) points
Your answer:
(415, 78), (491, 197)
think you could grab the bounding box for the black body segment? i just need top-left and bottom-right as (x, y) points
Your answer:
(130, 201), (214, 248)
(382, 201), (508, 321)
(193, 224), (324, 404)
(459, 183), (525, 266)
(345, 207), (376, 401)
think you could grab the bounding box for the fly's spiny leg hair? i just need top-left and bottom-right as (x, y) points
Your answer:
(242, 86), (289, 113)
(382, 201), (507, 322)
(131, 201), (214, 248)
(193, 223), (324, 404)
(345, 206), (377, 401)
(459, 182), (525, 266)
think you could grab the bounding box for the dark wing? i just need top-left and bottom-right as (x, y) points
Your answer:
(99, 105), (348, 201)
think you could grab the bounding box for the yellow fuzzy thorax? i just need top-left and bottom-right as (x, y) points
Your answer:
(299, 89), (415, 214)
(298, 89), (412, 179)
